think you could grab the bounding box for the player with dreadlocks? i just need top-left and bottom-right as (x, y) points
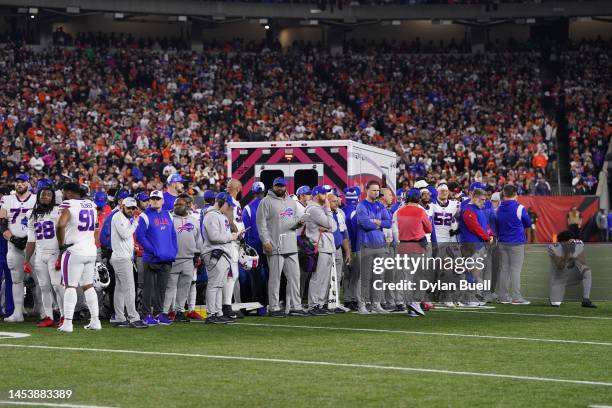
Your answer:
(24, 184), (65, 327)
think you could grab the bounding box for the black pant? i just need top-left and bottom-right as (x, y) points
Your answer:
(142, 262), (171, 316)
(247, 252), (269, 307)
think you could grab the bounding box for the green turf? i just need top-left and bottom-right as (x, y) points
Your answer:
(1, 302), (611, 408)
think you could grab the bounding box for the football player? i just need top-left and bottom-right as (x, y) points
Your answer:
(24, 186), (64, 327)
(56, 183), (101, 332)
(0, 174), (37, 322)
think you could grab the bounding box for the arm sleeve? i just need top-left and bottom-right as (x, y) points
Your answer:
(112, 214), (138, 240)
(27, 217), (36, 243)
(242, 205), (252, 231)
(135, 216), (155, 254)
(422, 210), (433, 234)
(463, 209), (490, 241)
(521, 207), (532, 229)
(380, 208), (392, 229)
(256, 200), (271, 245)
(356, 204), (378, 231)
(204, 214), (233, 244)
(310, 207), (334, 230)
(392, 211), (399, 243)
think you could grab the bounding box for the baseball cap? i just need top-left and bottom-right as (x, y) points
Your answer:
(203, 190), (216, 200)
(167, 173), (185, 184)
(94, 192), (108, 208)
(36, 178), (53, 190)
(345, 187), (359, 203)
(296, 185), (312, 196)
(396, 188), (405, 198)
(136, 192), (149, 202)
(332, 189), (344, 197)
(437, 183), (449, 191)
(216, 192), (236, 207)
(150, 190), (164, 200)
(491, 192), (501, 201)
(414, 180), (428, 189)
(115, 189), (130, 201)
(273, 177), (286, 186)
(469, 182), (483, 192)
(251, 182), (265, 193)
(312, 185), (332, 195)
(15, 173), (29, 182)
(405, 188), (421, 201)
(123, 197), (137, 208)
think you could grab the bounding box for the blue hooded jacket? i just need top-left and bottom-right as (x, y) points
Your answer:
(135, 207), (178, 263)
(342, 203), (358, 252)
(355, 200), (391, 250)
(496, 200), (531, 244)
(243, 197), (263, 253)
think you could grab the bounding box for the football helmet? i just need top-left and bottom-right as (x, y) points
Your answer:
(239, 243), (259, 271)
(93, 262), (111, 290)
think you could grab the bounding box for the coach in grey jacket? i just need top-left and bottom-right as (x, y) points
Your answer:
(256, 177), (308, 317)
(202, 192), (244, 324)
(163, 195), (203, 322)
(305, 186), (337, 315)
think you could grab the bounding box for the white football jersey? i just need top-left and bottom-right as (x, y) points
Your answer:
(431, 199), (461, 243)
(59, 199), (98, 257)
(1, 193), (36, 237)
(419, 204), (435, 243)
(229, 199), (245, 262)
(27, 207), (61, 252)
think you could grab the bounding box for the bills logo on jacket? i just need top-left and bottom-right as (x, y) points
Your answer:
(177, 223), (195, 234)
(279, 208), (294, 218)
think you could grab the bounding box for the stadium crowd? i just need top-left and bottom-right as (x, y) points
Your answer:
(2, 35), (596, 197)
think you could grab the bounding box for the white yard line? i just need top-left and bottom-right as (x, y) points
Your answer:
(0, 401), (117, 408)
(0, 344), (610, 388)
(232, 322), (612, 346)
(433, 309), (612, 320)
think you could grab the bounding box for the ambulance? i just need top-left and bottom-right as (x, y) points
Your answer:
(227, 140), (397, 203)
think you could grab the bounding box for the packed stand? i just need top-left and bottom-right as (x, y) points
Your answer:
(560, 39), (611, 195)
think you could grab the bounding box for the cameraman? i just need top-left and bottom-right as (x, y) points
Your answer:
(547, 231), (597, 308)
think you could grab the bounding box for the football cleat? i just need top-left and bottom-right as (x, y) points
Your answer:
(36, 317), (55, 328)
(57, 323), (73, 333)
(420, 302), (435, 311)
(186, 310), (204, 321)
(408, 302), (425, 316)
(4, 313), (24, 323)
(84, 320), (102, 331)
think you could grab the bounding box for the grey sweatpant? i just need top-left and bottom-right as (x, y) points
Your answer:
(203, 253), (230, 317)
(358, 246), (388, 305)
(308, 252), (333, 308)
(164, 259), (194, 313)
(384, 245), (401, 306)
(342, 252), (359, 303)
(498, 244), (525, 301)
(110, 257), (139, 322)
(267, 253), (302, 312)
(549, 262), (592, 303)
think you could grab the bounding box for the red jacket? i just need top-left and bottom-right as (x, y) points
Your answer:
(395, 205), (432, 254)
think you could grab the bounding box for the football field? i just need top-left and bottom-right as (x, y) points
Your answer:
(1, 302), (611, 408)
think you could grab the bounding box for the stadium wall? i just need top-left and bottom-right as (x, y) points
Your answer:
(569, 20), (612, 41)
(52, 16), (183, 39)
(346, 20), (464, 44)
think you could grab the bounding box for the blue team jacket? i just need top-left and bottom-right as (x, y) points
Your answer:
(243, 197), (263, 254)
(460, 203), (491, 244)
(355, 200), (391, 250)
(135, 207), (178, 263)
(496, 200), (532, 244)
(342, 204), (358, 252)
